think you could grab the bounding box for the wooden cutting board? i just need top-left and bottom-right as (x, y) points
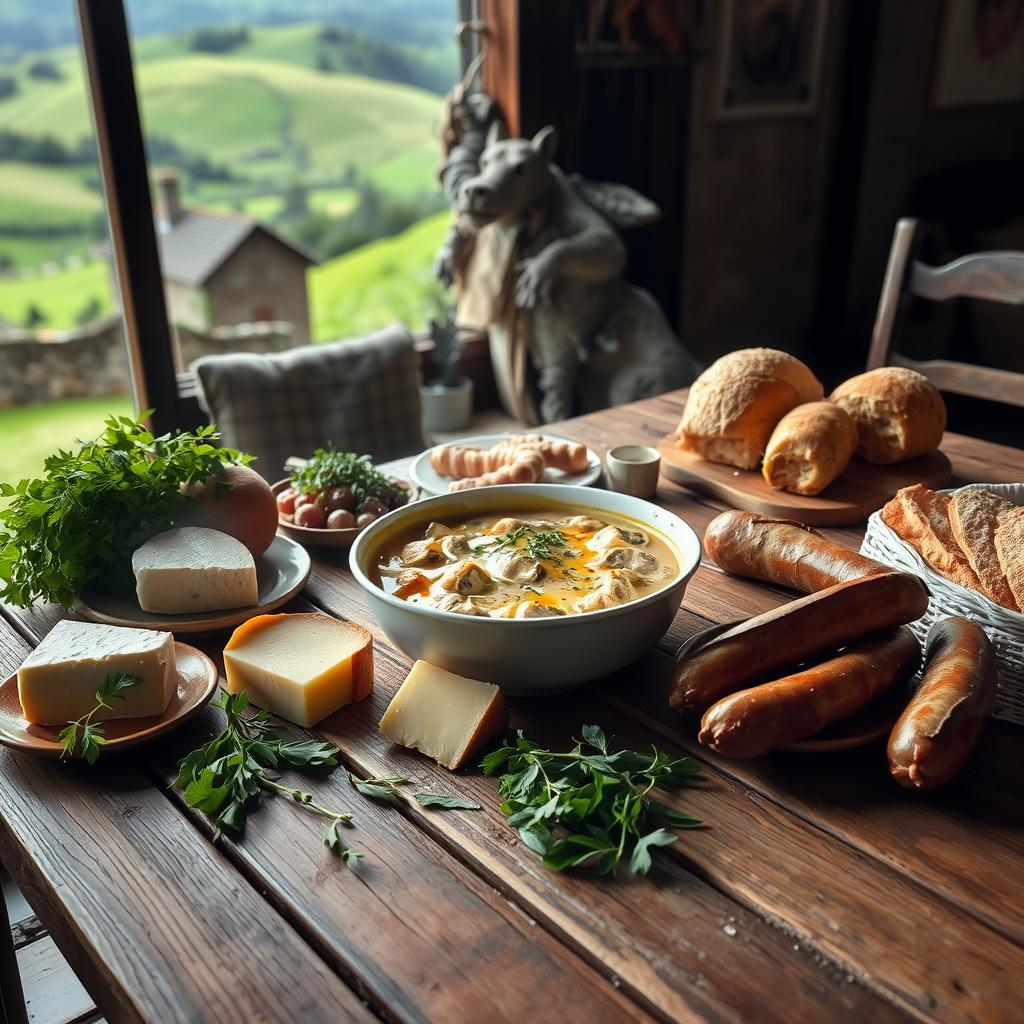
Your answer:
(657, 434), (952, 526)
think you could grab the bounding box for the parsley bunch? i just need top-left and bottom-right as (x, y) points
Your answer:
(0, 413), (248, 608)
(59, 672), (141, 763)
(289, 448), (405, 507)
(483, 725), (703, 877)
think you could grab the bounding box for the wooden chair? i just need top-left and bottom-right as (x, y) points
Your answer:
(867, 217), (1024, 408)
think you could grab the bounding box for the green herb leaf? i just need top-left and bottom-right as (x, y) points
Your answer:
(289, 448), (406, 511)
(486, 725), (703, 879)
(59, 673), (141, 762)
(349, 773), (407, 803)
(413, 792), (482, 810)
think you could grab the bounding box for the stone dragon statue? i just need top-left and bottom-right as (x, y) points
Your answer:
(434, 90), (695, 425)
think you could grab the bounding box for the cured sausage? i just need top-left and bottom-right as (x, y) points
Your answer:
(447, 451), (545, 491)
(704, 510), (889, 594)
(669, 571), (929, 713)
(699, 626), (921, 757)
(887, 616), (996, 790)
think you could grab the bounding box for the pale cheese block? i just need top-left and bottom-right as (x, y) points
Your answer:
(379, 660), (508, 770)
(133, 526), (258, 615)
(17, 620), (176, 726)
(223, 613), (373, 727)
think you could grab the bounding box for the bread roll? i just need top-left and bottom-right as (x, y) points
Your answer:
(761, 401), (858, 495)
(677, 348), (824, 469)
(830, 367), (946, 464)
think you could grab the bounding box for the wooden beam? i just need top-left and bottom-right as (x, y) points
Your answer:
(75, 0), (179, 435)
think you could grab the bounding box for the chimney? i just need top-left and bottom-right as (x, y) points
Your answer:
(155, 170), (183, 230)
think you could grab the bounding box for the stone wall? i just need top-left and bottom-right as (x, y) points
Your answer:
(0, 315), (130, 408)
(0, 317), (298, 407)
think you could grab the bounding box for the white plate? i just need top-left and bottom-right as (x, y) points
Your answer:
(410, 433), (602, 496)
(77, 534), (311, 635)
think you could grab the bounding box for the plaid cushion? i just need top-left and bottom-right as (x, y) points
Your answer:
(192, 323), (427, 480)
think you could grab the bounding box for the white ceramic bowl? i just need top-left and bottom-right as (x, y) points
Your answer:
(349, 484), (701, 694)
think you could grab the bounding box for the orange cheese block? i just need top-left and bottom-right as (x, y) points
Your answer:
(223, 613), (373, 727)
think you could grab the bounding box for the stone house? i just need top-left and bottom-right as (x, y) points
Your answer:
(155, 171), (317, 345)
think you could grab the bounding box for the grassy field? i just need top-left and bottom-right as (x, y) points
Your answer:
(0, 211), (449, 335)
(0, 260), (112, 328)
(0, 395), (134, 491)
(309, 210), (448, 339)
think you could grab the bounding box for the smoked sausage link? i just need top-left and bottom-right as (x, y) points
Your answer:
(704, 510), (890, 594)
(670, 571), (929, 713)
(887, 616), (996, 790)
(699, 626), (921, 757)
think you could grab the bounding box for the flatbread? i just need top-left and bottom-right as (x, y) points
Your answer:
(948, 488), (1019, 611)
(994, 507), (1024, 613)
(881, 485), (979, 590)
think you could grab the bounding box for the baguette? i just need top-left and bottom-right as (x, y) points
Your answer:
(704, 510), (889, 593)
(670, 571), (929, 713)
(700, 626), (920, 757)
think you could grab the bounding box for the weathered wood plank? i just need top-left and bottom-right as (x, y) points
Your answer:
(299, 575), (1022, 1022)
(0, 620), (374, 1024)
(1, 608), (652, 1024)
(17, 934), (94, 1024)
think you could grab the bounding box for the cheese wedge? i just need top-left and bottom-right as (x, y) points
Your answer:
(133, 526), (258, 615)
(223, 613), (373, 727)
(379, 660), (507, 770)
(17, 620), (176, 725)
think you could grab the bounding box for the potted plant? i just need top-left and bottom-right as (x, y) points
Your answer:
(420, 314), (475, 432)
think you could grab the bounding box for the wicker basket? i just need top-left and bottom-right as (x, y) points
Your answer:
(860, 482), (1024, 726)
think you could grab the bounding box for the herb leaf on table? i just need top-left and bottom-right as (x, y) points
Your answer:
(483, 726), (703, 877)
(59, 672), (141, 763)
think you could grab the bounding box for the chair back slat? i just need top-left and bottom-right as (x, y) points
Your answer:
(868, 218), (1024, 409)
(908, 252), (1024, 305)
(889, 353), (1024, 409)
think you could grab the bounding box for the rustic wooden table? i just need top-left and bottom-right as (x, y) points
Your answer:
(1, 390), (1022, 1024)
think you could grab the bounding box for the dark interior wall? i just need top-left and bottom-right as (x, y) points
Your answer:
(678, 0), (848, 371)
(845, 0), (1024, 370)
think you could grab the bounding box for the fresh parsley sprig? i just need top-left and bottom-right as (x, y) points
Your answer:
(0, 413), (249, 608)
(175, 691), (362, 864)
(59, 672), (141, 763)
(483, 725), (703, 877)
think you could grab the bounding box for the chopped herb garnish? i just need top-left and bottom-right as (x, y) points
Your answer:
(489, 526), (574, 566)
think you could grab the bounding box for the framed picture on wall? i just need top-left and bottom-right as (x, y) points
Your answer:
(713, 0), (829, 119)
(933, 0), (1024, 108)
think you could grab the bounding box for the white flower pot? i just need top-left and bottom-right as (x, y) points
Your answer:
(420, 376), (473, 432)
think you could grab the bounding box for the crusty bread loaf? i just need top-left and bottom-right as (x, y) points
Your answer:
(677, 348), (824, 469)
(881, 485), (980, 590)
(948, 488), (1020, 611)
(995, 507), (1024, 612)
(830, 367), (946, 464)
(761, 401), (858, 495)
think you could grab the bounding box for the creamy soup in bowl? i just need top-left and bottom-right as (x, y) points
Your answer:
(349, 484), (701, 693)
(374, 509), (679, 618)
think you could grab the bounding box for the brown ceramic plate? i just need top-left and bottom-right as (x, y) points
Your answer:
(0, 641), (219, 758)
(77, 533), (311, 635)
(676, 620), (913, 753)
(271, 477), (415, 549)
